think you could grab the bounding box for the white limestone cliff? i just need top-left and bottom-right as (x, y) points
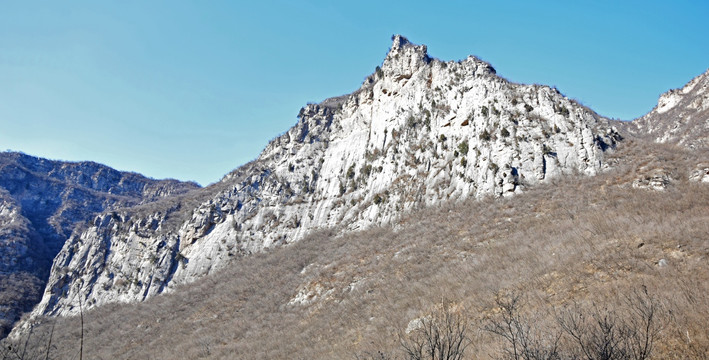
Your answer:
(26, 35), (620, 320)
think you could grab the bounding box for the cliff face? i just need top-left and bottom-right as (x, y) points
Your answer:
(0, 152), (199, 253)
(0, 152), (199, 337)
(622, 69), (709, 150)
(28, 36), (620, 320)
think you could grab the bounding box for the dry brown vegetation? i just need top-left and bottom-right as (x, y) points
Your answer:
(4, 139), (709, 359)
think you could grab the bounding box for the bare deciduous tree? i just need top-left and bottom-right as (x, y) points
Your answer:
(400, 303), (471, 360)
(485, 288), (662, 360)
(557, 288), (662, 360)
(0, 321), (56, 360)
(484, 292), (561, 360)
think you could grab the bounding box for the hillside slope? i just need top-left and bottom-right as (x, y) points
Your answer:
(0, 152), (199, 337)
(9, 138), (709, 359)
(26, 35), (620, 321)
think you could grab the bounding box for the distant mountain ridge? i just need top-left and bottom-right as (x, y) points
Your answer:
(621, 68), (709, 149)
(0, 151), (199, 337)
(0, 152), (199, 250)
(17, 35), (621, 326)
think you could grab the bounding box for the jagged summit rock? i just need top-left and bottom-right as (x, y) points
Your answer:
(374, 35), (494, 87)
(385, 34), (430, 70)
(17, 36), (620, 328)
(390, 34), (411, 50)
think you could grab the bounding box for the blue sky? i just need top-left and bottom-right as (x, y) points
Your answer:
(1, 1), (707, 185)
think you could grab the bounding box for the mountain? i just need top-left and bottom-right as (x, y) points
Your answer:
(0, 152), (199, 337)
(4, 35), (709, 358)
(21, 35), (621, 322)
(621, 69), (709, 150)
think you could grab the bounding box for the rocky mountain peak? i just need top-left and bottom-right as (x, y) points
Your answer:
(370, 36), (495, 94)
(657, 69), (709, 114)
(16, 36), (621, 326)
(390, 34), (410, 50)
(382, 35), (431, 76)
(622, 68), (709, 149)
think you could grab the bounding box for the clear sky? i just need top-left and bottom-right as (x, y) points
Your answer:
(1, 1), (707, 186)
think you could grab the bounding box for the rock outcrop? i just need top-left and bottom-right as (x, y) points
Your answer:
(24, 36), (620, 322)
(0, 152), (199, 337)
(689, 164), (709, 183)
